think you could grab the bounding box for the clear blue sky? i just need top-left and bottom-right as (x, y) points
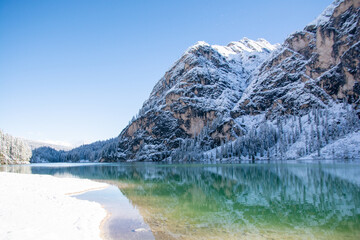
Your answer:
(0, 0), (333, 146)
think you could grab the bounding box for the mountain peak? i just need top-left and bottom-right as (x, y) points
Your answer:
(185, 41), (211, 53)
(212, 38), (278, 58)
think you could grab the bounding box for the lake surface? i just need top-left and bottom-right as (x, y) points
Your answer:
(1, 161), (360, 239)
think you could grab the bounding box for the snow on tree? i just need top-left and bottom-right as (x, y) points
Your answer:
(0, 130), (32, 164)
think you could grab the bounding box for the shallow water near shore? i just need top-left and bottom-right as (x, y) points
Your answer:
(75, 185), (154, 240)
(1, 161), (360, 239)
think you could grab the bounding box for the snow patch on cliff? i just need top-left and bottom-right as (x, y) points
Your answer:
(308, 0), (344, 27)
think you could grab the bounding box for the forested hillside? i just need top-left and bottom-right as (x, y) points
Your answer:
(0, 130), (32, 164)
(30, 138), (117, 163)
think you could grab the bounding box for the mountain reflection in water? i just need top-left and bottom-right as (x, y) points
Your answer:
(2, 162), (360, 239)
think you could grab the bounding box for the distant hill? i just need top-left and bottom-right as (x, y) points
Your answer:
(30, 138), (118, 163)
(24, 140), (73, 151)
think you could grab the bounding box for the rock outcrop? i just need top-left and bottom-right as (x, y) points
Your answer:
(232, 0), (360, 118)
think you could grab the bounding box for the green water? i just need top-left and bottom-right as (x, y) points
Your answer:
(1, 162), (360, 239)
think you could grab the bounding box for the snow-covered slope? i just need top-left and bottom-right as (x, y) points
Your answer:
(143, 38), (277, 115)
(300, 130), (360, 160)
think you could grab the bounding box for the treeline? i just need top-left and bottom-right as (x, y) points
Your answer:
(31, 138), (118, 163)
(0, 130), (32, 164)
(169, 104), (360, 161)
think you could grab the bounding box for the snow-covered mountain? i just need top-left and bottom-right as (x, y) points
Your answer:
(113, 38), (278, 161)
(107, 0), (359, 162)
(24, 140), (73, 151)
(30, 0), (359, 163)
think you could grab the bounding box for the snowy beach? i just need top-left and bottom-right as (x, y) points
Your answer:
(0, 172), (108, 240)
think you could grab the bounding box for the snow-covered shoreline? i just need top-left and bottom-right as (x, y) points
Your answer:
(0, 172), (109, 240)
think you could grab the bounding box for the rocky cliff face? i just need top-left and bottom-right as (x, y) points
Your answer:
(232, 0), (360, 118)
(111, 0), (360, 162)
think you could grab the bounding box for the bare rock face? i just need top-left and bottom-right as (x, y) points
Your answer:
(232, 0), (360, 118)
(115, 40), (277, 161)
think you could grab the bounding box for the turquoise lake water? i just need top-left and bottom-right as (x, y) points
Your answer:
(1, 161), (359, 239)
